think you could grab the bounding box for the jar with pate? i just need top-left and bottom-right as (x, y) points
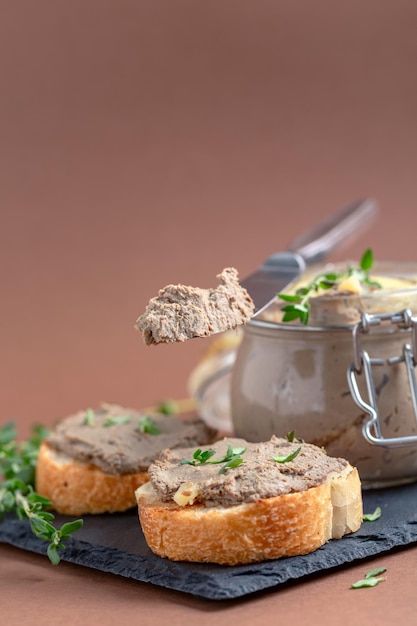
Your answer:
(230, 261), (417, 488)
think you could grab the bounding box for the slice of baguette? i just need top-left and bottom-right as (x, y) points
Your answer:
(36, 442), (148, 515)
(135, 440), (362, 565)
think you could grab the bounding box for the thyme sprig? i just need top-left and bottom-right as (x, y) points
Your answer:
(285, 430), (304, 443)
(180, 444), (246, 474)
(0, 421), (83, 565)
(138, 415), (161, 435)
(278, 248), (381, 325)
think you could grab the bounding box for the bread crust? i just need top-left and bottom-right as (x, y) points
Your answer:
(36, 442), (148, 515)
(136, 465), (362, 565)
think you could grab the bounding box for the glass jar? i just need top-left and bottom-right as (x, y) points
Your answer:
(230, 261), (417, 488)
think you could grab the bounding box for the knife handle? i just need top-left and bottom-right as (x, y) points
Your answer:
(287, 198), (379, 265)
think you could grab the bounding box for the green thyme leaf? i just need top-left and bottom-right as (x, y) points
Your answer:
(1, 490), (15, 508)
(365, 567), (387, 578)
(0, 422), (16, 446)
(84, 408), (96, 426)
(360, 248), (374, 271)
(102, 414), (131, 427)
(363, 506), (382, 522)
(198, 449), (217, 463)
(47, 544), (61, 566)
(272, 446), (302, 463)
(281, 303), (309, 325)
(279, 294), (302, 303)
(138, 415), (161, 435)
(60, 519), (84, 535)
(28, 425), (50, 447)
(282, 308), (305, 323)
(231, 447), (247, 456)
(285, 431), (304, 444)
(29, 515), (56, 539)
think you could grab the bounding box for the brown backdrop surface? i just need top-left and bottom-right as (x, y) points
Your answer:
(1, 1), (417, 624)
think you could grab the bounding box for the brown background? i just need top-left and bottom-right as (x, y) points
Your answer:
(1, 1), (417, 623)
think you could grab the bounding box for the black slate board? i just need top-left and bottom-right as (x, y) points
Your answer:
(1, 483), (417, 600)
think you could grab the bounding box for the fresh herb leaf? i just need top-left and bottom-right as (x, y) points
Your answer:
(279, 294), (303, 303)
(218, 456), (244, 474)
(272, 446), (302, 463)
(102, 414), (131, 427)
(365, 567), (387, 578)
(360, 248), (374, 271)
(179, 458), (194, 466)
(138, 415), (161, 435)
(285, 431), (304, 443)
(198, 449), (217, 463)
(281, 303), (309, 325)
(84, 408), (96, 426)
(156, 400), (178, 415)
(47, 544), (61, 566)
(278, 249), (380, 325)
(0, 421), (83, 565)
(363, 506), (382, 522)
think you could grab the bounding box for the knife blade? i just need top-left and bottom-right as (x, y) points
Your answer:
(241, 198), (379, 316)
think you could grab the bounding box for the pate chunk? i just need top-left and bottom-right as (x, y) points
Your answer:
(136, 267), (255, 346)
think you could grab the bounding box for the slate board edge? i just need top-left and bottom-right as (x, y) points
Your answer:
(1, 516), (417, 601)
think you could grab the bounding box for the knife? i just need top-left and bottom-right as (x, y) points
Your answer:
(241, 198), (379, 316)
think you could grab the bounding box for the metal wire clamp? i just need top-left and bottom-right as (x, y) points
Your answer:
(347, 309), (417, 447)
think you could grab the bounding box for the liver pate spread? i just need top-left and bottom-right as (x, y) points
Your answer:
(45, 403), (216, 475)
(136, 267), (255, 345)
(147, 436), (349, 507)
